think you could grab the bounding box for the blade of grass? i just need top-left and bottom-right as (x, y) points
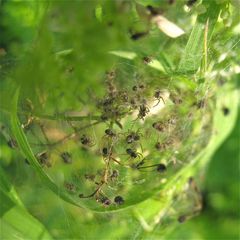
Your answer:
(0, 167), (53, 240)
(0, 166), (23, 207)
(22, 112), (101, 121)
(10, 89), (87, 209)
(178, 1), (221, 74)
(203, 18), (209, 72)
(0, 195), (53, 240)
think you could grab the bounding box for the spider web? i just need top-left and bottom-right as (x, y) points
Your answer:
(41, 35), (239, 237)
(12, 54), (214, 236)
(3, 1), (239, 239)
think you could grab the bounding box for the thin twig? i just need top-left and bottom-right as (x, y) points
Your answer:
(21, 111), (101, 122)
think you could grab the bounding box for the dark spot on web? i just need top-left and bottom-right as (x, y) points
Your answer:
(222, 107), (230, 116)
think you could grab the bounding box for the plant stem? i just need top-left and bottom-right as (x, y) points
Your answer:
(0, 108), (101, 122)
(24, 112), (101, 121)
(204, 18), (209, 73)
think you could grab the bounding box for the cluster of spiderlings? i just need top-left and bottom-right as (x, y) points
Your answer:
(18, 69), (213, 208)
(75, 72), (176, 206)
(96, 72), (153, 126)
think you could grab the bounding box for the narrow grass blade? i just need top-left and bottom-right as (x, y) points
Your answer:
(10, 89), (85, 209)
(178, 1), (221, 74)
(0, 167), (53, 240)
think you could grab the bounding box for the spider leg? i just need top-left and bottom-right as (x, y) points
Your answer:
(160, 96), (165, 104)
(153, 97), (165, 107)
(134, 159), (145, 168)
(79, 185), (101, 199)
(139, 142), (144, 153)
(115, 120), (123, 129)
(126, 156), (135, 162)
(153, 99), (160, 107)
(136, 168), (154, 173)
(110, 157), (123, 166)
(137, 152), (143, 159)
(131, 117), (139, 124)
(137, 163), (160, 169)
(80, 180), (106, 199)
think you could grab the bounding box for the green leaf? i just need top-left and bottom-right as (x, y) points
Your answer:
(109, 50), (137, 60)
(55, 49), (73, 58)
(0, 199), (53, 240)
(0, 166), (52, 240)
(0, 167), (23, 207)
(10, 89), (86, 209)
(132, 81), (239, 238)
(178, 1), (221, 74)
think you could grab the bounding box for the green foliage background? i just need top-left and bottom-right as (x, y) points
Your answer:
(0, 0), (239, 239)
